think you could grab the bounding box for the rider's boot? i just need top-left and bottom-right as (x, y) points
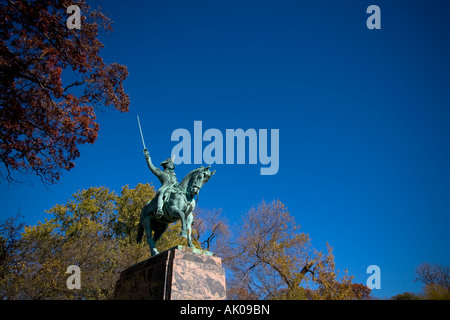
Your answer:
(156, 207), (164, 219)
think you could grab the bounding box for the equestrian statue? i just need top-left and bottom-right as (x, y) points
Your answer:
(135, 116), (215, 256)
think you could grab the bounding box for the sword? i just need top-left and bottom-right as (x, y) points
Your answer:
(137, 115), (146, 150)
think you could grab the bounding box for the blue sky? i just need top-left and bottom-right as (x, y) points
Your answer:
(2, 0), (450, 298)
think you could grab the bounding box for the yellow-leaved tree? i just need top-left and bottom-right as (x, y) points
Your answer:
(0, 183), (191, 299)
(225, 200), (371, 300)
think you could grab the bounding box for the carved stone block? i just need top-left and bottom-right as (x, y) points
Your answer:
(113, 246), (226, 300)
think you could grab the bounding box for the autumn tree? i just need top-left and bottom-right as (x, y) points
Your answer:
(1, 191), (370, 300)
(0, 212), (25, 298)
(0, 183), (211, 299)
(391, 292), (421, 300)
(415, 263), (450, 300)
(0, 184), (153, 299)
(0, 0), (129, 184)
(192, 208), (230, 257)
(225, 200), (370, 300)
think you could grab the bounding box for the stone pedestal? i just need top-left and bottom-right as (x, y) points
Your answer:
(113, 246), (226, 300)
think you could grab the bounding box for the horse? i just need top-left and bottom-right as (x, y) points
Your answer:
(136, 165), (215, 256)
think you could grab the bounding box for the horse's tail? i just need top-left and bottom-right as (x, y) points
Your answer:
(136, 220), (144, 244)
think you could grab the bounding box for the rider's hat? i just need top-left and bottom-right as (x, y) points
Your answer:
(160, 155), (176, 168)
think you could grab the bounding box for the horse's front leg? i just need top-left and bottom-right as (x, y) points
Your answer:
(169, 205), (188, 238)
(186, 213), (195, 248)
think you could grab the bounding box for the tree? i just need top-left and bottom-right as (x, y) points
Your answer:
(0, 0), (129, 184)
(192, 208), (230, 257)
(0, 212), (25, 299)
(1, 191), (369, 300)
(0, 183), (210, 299)
(225, 200), (370, 300)
(391, 292), (421, 300)
(415, 263), (450, 300)
(0, 184), (153, 299)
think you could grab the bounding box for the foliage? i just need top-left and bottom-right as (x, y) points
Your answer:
(0, 212), (25, 296)
(390, 292), (421, 300)
(0, 0), (129, 184)
(192, 208), (230, 257)
(0, 184), (154, 299)
(1, 192), (372, 300)
(415, 263), (450, 300)
(389, 263), (450, 300)
(224, 200), (371, 300)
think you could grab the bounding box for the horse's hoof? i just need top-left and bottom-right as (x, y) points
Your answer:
(151, 249), (159, 256)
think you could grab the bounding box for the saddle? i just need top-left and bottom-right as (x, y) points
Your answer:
(147, 184), (182, 215)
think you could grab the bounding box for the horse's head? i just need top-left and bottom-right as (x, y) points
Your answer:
(188, 166), (215, 197)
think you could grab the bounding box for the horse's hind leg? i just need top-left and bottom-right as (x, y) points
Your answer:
(142, 215), (159, 256)
(152, 220), (168, 244)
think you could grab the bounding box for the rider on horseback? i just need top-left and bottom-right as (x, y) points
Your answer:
(144, 149), (178, 219)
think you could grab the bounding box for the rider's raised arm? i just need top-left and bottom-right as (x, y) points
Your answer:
(144, 149), (162, 178)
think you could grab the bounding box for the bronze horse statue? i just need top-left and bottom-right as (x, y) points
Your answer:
(137, 165), (215, 256)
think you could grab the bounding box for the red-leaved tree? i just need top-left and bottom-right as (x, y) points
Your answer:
(0, 0), (130, 184)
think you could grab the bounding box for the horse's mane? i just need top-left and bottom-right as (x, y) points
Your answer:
(178, 167), (206, 191)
